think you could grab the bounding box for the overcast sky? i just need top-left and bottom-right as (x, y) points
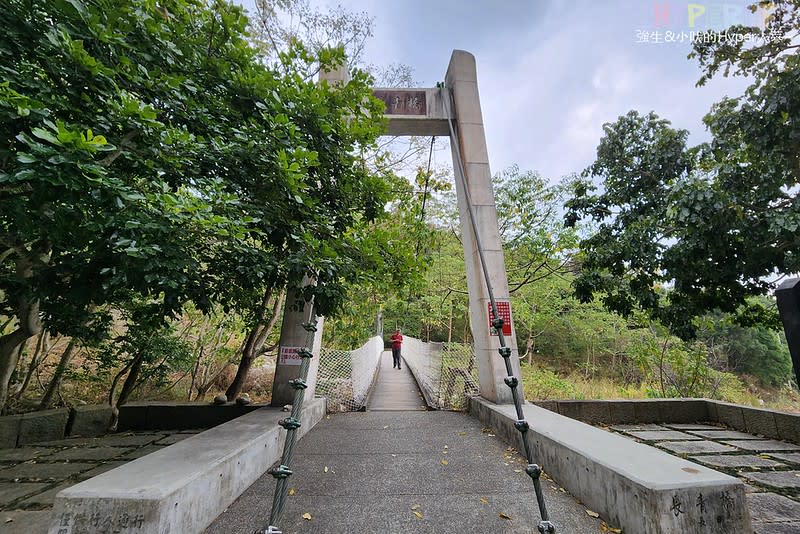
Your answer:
(239, 0), (763, 183)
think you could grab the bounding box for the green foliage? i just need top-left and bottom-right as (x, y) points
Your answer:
(697, 311), (793, 387)
(565, 2), (800, 338)
(0, 0), (401, 410)
(88, 301), (193, 392)
(522, 365), (580, 400)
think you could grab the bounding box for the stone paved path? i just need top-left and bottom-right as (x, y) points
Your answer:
(367, 351), (428, 411)
(206, 411), (604, 534)
(0, 429), (200, 534)
(607, 422), (800, 533)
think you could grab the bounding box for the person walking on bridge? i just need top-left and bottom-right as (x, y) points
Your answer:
(390, 329), (403, 370)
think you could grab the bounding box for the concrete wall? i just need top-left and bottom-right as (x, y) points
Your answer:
(533, 398), (800, 444)
(0, 403), (265, 449)
(48, 399), (327, 534)
(471, 397), (751, 533)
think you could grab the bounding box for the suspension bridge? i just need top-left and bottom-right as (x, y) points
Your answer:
(45, 51), (753, 534)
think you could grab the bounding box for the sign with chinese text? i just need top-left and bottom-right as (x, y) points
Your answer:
(373, 90), (426, 116)
(279, 346), (304, 366)
(488, 301), (512, 336)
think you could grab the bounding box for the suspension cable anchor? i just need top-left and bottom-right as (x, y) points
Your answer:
(498, 346), (511, 358)
(254, 527), (282, 534)
(289, 378), (307, 390)
(297, 348), (313, 359)
(301, 321), (317, 332)
(538, 520), (556, 533)
(278, 417), (301, 430)
(504, 376), (518, 388)
(525, 463), (542, 479)
(268, 464), (293, 479)
(492, 317), (504, 330)
(514, 419), (529, 432)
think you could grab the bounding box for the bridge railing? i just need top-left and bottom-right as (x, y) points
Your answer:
(316, 336), (383, 413)
(402, 336), (479, 410)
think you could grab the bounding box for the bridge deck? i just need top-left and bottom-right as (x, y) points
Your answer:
(367, 350), (427, 411)
(205, 411), (600, 534)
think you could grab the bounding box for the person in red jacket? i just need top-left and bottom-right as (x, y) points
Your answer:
(390, 329), (403, 370)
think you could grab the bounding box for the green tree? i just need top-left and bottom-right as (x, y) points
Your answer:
(0, 0), (391, 410)
(565, 1), (799, 338)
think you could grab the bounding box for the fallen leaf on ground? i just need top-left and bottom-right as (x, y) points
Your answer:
(391, 454), (397, 457)
(383, 425), (389, 429)
(458, 431), (467, 436)
(586, 509), (600, 518)
(4, 518), (13, 523)
(323, 466), (329, 473)
(441, 459), (449, 465)
(411, 504), (421, 511)
(288, 488), (296, 496)
(413, 511), (423, 519)
(444, 445), (449, 449)
(480, 497), (489, 505)
(302, 513), (312, 520)
(498, 512), (512, 520)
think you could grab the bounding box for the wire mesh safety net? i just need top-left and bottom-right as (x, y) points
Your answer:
(401, 336), (479, 410)
(316, 336), (383, 412)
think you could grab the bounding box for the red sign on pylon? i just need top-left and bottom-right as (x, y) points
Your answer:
(488, 301), (512, 336)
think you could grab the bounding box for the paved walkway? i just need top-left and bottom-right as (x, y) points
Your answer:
(367, 350), (427, 411)
(607, 422), (800, 533)
(0, 429), (201, 533)
(206, 411), (602, 534)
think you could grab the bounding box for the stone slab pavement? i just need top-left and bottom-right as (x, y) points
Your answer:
(0, 429), (201, 533)
(206, 411), (607, 534)
(606, 421), (800, 533)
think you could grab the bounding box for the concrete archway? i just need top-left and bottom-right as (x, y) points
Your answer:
(272, 50), (523, 406)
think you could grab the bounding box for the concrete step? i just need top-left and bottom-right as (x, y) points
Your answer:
(47, 398), (326, 534)
(471, 397), (752, 533)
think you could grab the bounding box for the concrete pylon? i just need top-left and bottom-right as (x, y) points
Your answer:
(270, 62), (349, 407)
(270, 285), (323, 407)
(445, 50), (522, 404)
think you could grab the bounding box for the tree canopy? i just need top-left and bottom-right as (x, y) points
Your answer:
(565, 0), (800, 338)
(0, 0), (397, 411)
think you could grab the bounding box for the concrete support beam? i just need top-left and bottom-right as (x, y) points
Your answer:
(374, 87), (452, 136)
(270, 63), (349, 408)
(270, 289), (323, 407)
(48, 398), (326, 534)
(445, 50), (521, 404)
(470, 397), (752, 533)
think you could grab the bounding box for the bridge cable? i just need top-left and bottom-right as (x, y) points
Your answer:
(258, 307), (319, 534)
(441, 86), (556, 534)
(415, 135), (436, 257)
(402, 135), (436, 330)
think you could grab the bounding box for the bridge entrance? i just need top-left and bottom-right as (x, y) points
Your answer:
(271, 50), (524, 408)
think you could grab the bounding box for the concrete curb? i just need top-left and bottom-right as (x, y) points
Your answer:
(469, 397), (751, 533)
(531, 399), (800, 445)
(0, 403), (265, 449)
(47, 397), (326, 534)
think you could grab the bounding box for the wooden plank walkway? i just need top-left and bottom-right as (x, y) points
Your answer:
(367, 350), (427, 411)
